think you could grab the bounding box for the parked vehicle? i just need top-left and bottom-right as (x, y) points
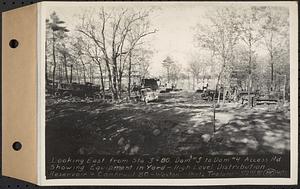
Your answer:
(200, 89), (224, 101)
(237, 91), (258, 104)
(141, 88), (159, 103)
(131, 78), (160, 103)
(46, 81), (101, 98)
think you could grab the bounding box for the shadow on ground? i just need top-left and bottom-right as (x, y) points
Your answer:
(46, 92), (290, 157)
(211, 107), (290, 155)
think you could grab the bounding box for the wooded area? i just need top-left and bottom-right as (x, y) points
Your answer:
(46, 8), (157, 100)
(46, 5), (291, 156)
(45, 6), (289, 105)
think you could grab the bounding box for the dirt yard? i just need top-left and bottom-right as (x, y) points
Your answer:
(46, 91), (290, 157)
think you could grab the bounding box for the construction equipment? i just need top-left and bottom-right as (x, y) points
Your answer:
(46, 81), (101, 98)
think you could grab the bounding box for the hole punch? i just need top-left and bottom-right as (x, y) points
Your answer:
(9, 39), (19, 48)
(12, 141), (22, 151)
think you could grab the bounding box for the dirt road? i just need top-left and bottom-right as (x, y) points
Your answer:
(46, 91), (290, 157)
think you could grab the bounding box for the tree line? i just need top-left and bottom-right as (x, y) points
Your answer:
(46, 6), (290, 103)
(46, 8), (156, 100)
(194, 6), (289, 100)
(159, 6), (289, 103)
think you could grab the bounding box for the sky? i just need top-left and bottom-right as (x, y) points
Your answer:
(44, 2), (211, 76)
(147, 5), (207, 75)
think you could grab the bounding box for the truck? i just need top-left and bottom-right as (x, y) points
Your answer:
(132, 78), (160, 103)
(141, 78), (160, 103)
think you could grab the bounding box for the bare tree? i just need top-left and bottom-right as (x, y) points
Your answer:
(120, 17), (157, 98)
(85, 43), (106, 99)
(136, 48), (152, 79)
(169, 63), (182, 85)
(162, 56), (175, 83)
(239, 7), (262, 107)
(72, 37), (87, 84)
(47, 12), (69, 90)
(188, 60), (202, 90)
(194, 7), (242, 131)
(195, 7), (241, 102)
(259, 7), (289, 91)
(58, 43), (71, 83)
(77, 8), (156, 100)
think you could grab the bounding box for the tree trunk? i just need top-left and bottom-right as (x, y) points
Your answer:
(245, 32), (254, 107)
(112, 56), (118, 100)
(52, 66), (56, 91)
(270, 57), (274, 91)
(98, 62), (105, 100)
(222, 87), (227, 104)
(83, 70), (86, 84)
(45, 55), (48, 82)
(70, 64), (73, 84)
(269, 32), (274, 92)
(117, 57), (123, 99)
(212, 96), (216, 132)
(52, 31), (56, 92)
(247, 43), (252, 107)
(63, 53), (69, 83)
(118, 73), (122, 98)
(217, 88), (221, 104)
(213, 84), (219, 133)
(89, 65), (92, 83)
(283, 75), (286, 103)
(247, 74), (252, 107)
(128, 51), (132, 98)
(213, 59), (226, 132)
(113, 66), (118, 99)
(76, 66), (80, 83)
(58, 64), (62, 83)
(192, 76), (195, 90)
(80, 58), (86, 84)
(104, 60), (114, 100)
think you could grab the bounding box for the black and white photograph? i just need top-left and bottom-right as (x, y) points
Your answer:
(42, 1), (297, 184)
